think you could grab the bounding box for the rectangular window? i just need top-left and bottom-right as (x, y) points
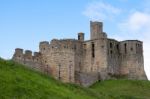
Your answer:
(69, 65), (72, 82)
(116, 44), (119, 51)
(110, 43), (113, 48)
(124, 43), (127, 54)
(78, 35), (80, 40)
(92, 42), (95, 58)
(58, 64), (61, 80)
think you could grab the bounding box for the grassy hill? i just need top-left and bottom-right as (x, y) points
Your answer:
(91, 80), (150, 99)
(0, 58), (150, 99)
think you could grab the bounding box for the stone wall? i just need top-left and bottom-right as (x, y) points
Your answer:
(82, 21), (108, 80)
(75, 71), (98, 87)
(39, 39), (83, 83)
(107, 39), (120, 76)
(12, 49), (46, 73)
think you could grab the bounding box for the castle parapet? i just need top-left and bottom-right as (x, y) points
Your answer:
(49, 39), (83, 53)
(34, 52), (41, 57)
(40, 41), (49, 45)
(120, 40), (143, 55)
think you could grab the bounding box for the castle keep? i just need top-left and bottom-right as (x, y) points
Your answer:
(12, 21), (147, 86)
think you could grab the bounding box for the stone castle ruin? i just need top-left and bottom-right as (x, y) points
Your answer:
(12, 21), (147, 86)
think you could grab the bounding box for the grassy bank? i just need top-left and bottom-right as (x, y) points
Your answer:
(0, 58), (149, 99)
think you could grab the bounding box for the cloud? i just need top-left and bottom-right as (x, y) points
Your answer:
(119, 11), (150, 34)
(118, 11), (150, 79)
(83, 1), (121, 21)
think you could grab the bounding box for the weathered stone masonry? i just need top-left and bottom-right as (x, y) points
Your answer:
(12, 21), (147, 87)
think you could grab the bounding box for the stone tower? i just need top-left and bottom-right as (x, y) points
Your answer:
(119, 40), (147, 79)
(90, 21), (107, 39)
(78, 32), (84, 41)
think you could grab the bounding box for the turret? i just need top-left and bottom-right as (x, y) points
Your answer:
(78, 32), (84, 41)
(39, 41), (49, 53)
(90, 21), (107, 40)
(24, 50), (32, 60)
(13, 48), (24, 59)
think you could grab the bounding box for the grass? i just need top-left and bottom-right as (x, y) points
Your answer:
(90, 80), (150, 99)
(0, 58), (100, 99)
(0, 58), (150, 99)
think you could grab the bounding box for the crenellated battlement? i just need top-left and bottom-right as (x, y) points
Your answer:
(13, 49), (42, 62)
(49, 39), (82, 51)
(14, 48), (23, 56)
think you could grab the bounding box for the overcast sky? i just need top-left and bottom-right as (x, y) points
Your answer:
(0, 0), (150, 79)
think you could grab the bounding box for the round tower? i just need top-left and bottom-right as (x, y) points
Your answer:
(120, 40), (147, 80)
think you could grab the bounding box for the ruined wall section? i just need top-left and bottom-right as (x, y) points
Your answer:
(107, 39), (120, 76)
(120, 40), (147, 80)
(12, 49), (44, 72)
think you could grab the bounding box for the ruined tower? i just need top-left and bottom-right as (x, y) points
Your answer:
(78, 32), (84, 41)
(90, 21), (107, 39)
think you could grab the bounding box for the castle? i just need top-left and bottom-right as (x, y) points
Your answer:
(12, 21), (147, 86)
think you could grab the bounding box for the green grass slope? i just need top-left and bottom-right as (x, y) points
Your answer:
(0, 58), (150, 99)
(0, 59), (100, 99)
(90, 80), (150, 99)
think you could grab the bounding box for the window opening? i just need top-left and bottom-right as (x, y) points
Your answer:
(92, 42), (95, 58)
